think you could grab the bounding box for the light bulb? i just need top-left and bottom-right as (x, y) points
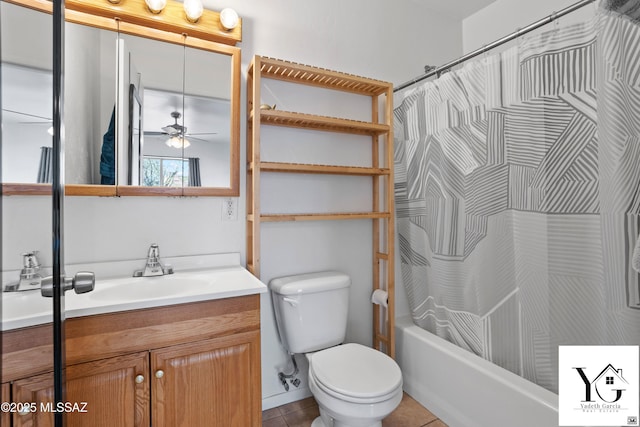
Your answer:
(183, 0), (203, 23)
(220, 8), (239, 30)
(166, 136), (190, 148)
(145, 0), (166, 13)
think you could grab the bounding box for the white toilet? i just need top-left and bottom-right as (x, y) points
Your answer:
(270, 271), (403, 427)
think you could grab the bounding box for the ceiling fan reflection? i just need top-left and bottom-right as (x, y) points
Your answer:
(2, 109), (54, 135)
(143, 111), (217, 148)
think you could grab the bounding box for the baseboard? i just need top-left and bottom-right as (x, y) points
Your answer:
(262, 387), (313, 411)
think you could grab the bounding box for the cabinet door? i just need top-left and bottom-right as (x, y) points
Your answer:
(151, 330), (261, 427)
(12, 352), (149, 427)
(1, 383), (9, 427)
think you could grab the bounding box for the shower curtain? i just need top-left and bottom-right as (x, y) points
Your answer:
(394, 3), (640, 393)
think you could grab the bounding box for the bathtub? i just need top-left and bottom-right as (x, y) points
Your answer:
(395, 316), (558, 427)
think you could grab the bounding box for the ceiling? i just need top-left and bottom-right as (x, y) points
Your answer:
(411, 0), (498, 19)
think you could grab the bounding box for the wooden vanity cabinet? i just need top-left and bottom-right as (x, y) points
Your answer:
(12, 352), (149, 427)
(151, 331), (259, 427)
(2, 295), (262, 427)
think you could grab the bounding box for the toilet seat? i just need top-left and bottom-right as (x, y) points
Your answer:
(309, 343), (402, 404)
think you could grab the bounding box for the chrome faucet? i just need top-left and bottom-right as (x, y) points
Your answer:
(4, 251), (95, 296)
(4, 251), (44, 292)
(133, 244), (173, 277)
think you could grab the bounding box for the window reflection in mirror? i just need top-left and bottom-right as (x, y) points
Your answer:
(1, 2), (53, 185)
(142, 155), (189, 187)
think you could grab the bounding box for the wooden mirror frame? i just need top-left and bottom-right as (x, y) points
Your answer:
(2, 0), (241, 197)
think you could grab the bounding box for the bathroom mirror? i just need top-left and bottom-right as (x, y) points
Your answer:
(1, 0), (240, 197)
(113, 33), (232, 194)
(1, 1), (53, 192)
(2, 1), (119, 195)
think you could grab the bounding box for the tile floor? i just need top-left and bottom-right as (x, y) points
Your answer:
(262, 392), (448, 427)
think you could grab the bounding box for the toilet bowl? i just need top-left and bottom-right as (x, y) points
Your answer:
(306, 343), (403, 427)
(269, 272), (403, 427)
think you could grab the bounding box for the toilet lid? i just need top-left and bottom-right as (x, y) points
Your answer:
(310, 343), (402, 401)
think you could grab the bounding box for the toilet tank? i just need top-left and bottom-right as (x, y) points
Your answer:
(270, 271), (350, 354)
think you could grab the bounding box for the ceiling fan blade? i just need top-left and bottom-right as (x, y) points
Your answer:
(143, 131), (168, 136)
(185, 132), (218, 136)
(2, 108), (52, 122)
(161, 126), (180, 135)
(188, 136), (212, 143)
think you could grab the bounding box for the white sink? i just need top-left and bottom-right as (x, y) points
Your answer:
(2, 258), (267, 331)
(2, 291), (53, 327)
(87, 274), (219, 302)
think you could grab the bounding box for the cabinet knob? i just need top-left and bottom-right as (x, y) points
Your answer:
(155, 370), (164, 379)
(135, 374), (145, 384)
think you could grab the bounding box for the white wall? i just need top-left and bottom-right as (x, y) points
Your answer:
(65, 23), (105, 185)
(1, 0), (462, 410)
(463, 0), (597, 54)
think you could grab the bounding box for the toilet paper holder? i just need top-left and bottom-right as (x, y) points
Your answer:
(371, 289), (388, 308)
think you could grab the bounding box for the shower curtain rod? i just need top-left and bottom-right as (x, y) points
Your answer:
(393, 0), (596, 92)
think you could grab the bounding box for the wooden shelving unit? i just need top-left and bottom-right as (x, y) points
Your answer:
(246, 56), (396, 358)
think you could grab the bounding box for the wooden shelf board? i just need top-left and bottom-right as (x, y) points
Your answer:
(256, 110), (389, 136)
(254, 56), (391, 96)
(252, 162), (390, 176)
(260, 212), (390, 222)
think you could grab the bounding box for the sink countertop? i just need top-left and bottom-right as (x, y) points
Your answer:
(1, 253), (267, 331)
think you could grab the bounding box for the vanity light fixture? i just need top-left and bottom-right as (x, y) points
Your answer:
(183, 0), (203, 22)
(219, 8), (239, 30)
(166, 136), (191, 149)
(145, 0), (167, 14)
(66, 0), (242, 45)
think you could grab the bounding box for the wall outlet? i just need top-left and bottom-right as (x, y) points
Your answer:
(222, 197), (238, 221)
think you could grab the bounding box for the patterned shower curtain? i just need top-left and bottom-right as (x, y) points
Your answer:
(394, 3), (640, 393)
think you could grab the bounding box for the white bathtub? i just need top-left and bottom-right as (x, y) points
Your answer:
(395, 316), (558, 427)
